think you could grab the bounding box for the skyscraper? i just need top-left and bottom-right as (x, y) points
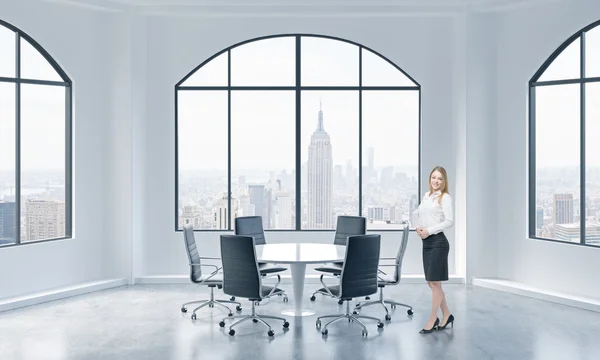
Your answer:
(25, 199), (65, 241)
(307, 102), (333, 229)
(248, 185), (266, 227)
(0, 201), (17, 242)
(213, 192), (240, 230)
(553, 193), (574, 225)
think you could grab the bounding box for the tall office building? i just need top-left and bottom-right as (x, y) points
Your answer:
(536, 206), (544, 230)
(553, 193), (574, 225)
(213, 193), (240, 230)
(307, 102), (333, 229)
(25, 199), (65, 241)
(0, 201), (17, 242)
(179, 204), (202, 229)
(248, 184), (267, 227)
(275, 191), (293, 229)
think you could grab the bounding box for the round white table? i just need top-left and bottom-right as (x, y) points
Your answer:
(256, 243), (346, 317)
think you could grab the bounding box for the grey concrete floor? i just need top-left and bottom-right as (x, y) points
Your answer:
(1, 283), (599, 360)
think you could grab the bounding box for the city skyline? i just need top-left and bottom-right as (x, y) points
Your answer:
(178, 100), (420, 231)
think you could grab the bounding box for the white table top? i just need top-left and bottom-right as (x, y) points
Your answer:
(256, 243), (346, 264)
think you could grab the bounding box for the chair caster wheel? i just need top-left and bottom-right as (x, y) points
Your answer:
(191, 314), (196, 320)
(208, 303), (214, 308)
(219, 321), (225, 327)
(352, 311), (359, 315)
(362, 330), (368, 337)
(228, 313), (233, 317)
(365, 296), (370, 300)
(253, 319), (258, 323)
(283, 296), (289, 303)
(229, 329), (235, 336)
(338, 299), (344, 305)
(283, 321), (290, 328)
(310, 296), (316, 301)
(407, 309), (413, 315)
(267, 330), (274, 337)
(391, 304), (396, 309)
(230, 296), (236, 301)
(321, 329), (328, 336)
(316, 320), (321, 329)
(181, 307), (187, 313)
(377, 322), (384, 329)
(236, 305), (242, 312)
(385, 315), (391, 321)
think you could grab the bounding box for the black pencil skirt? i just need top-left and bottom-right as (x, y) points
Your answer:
(422, 232), (449, 282)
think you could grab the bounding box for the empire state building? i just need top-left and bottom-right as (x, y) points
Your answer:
(307, 102), (333, 229)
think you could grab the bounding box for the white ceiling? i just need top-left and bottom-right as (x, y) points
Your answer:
(37, 0), (565, 16)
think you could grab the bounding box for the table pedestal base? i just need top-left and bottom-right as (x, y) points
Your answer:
(279, 263), (316, 317)
(281, 309), (315, 317)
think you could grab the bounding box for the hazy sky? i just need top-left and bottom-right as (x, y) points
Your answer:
(178, 36), (419, 173)
(0, 27), (66, 172)
(182, 36), (415, 88)
(535, 27), (600, 167)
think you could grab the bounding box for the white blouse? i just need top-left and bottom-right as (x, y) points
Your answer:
(415, 191), (454, 235)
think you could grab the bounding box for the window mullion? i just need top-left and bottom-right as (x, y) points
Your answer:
(580, 33), (586, 244)
(295, 36), (301, 231)
(15, 33), (21, 245)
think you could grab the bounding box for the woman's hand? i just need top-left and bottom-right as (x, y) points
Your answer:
(417, 228), (429, 239)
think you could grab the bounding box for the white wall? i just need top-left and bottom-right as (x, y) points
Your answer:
(465, 13), (498, 281)
(496, 0), (600, 299)
(139, 15), (461, 278)
(0, 1), (127, 299)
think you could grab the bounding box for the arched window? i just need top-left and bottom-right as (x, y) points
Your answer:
(0, 20), (72, 247)
(176, 34), (420, 231)
(529, 20), (600, 247)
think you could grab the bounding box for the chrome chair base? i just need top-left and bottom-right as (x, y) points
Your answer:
(354, 287), (414, 320)
(310, 275), (345, 305)
(316, 301), (384, 337)
(258, 274), (289, 304)
(181, 286), (242, 320)
(219, 301), (289, 337)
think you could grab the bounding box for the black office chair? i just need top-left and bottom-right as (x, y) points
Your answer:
(180, 224), (242, 320)
(235, 216), (288, 302)
(314, 234), (384, 337)
(354, 224), (414, 321)
(310, 215), (367, 304)
(218, 234), (290, 337)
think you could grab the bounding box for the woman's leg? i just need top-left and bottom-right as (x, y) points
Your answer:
(440, 283), (452, 325)
(425, 281), (443, 329)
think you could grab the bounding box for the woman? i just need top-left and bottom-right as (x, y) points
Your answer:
(415, 166), (454, 334)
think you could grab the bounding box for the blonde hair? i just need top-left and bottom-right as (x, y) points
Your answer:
(428, 166), (449, 204)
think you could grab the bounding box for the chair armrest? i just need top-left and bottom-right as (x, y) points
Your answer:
(199, 256), (221, 260)
(189, 263), (222, 274)
(379, 257), (396, 260)
(377, 263), (400, 276)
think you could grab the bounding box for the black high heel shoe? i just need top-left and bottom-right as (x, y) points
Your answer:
(419, 318), (439, 334)
(438, 314), (454, 330)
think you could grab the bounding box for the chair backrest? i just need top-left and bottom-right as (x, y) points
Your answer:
(235, 216), (266, 245)
(182, 224), (202, 283)
(220, 235), (262, 300)
(333, 215), (366, 246)
(392, 224), (410, 284)
(339, 234), (381, 299)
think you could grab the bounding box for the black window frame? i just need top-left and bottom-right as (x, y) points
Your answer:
(529, 20), (600, 247)
(175, 33), (421, 232)
(0, 19), (73, 248)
